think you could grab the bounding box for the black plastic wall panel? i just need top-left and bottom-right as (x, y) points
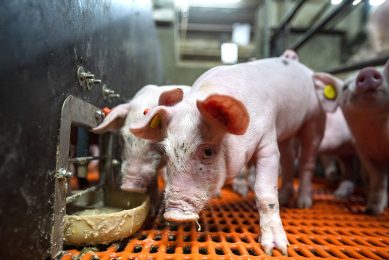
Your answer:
(0, 1), (164, 258)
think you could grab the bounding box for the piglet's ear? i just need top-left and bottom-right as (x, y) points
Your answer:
(197, 94), (249, 135)
(159, 88), (184, 106)
(313, 73), (343, 113)
(92, 103), (130, 134)
(281, 49), (299, 61)
(130, 106), (170, 141)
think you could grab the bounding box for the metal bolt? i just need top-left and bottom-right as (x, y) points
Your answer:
(92, 79), (101, 85)
(102, 85), (120, 101)
(102, 84), (114, 95)
(112, 159), (120, 166)
(109, 93), (121, 99)
(95, 109), (105, 123)
(77, 66), (102, 90)
(81, 72), (95, 79)
(56, 168), (73, 179)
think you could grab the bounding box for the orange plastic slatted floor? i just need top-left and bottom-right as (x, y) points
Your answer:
(61, 180), (389, 260)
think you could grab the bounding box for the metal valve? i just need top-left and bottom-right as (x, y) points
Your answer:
(77, 66), (102, 90)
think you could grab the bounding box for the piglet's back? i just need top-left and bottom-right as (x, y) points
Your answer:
(190, 57), (320, 140)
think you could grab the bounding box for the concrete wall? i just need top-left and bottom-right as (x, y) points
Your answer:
(157, 22), (212, 86)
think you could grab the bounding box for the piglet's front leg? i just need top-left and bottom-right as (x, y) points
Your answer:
(254, 141), (289, 255)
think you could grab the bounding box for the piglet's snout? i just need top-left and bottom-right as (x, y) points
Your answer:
(356, 67), (383, 91)
(164, 209), (199, 222)
(120, 168), (153, 193)
(120, 182), (147, 193)
(163, 196), (200, 222)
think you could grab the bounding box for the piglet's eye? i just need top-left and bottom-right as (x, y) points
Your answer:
(203, 147), (215, 159)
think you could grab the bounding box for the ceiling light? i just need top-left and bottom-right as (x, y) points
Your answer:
(221, 43), (238, 64)
(369, 0), (386, 6)
(331, 0), (343, 5)
(232, 23), (251, 46)
(176, 0), (241, 9)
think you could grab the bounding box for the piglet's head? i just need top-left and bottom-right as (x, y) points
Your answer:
(166, 94), (249, 223)
(314, 62), (389, 112)
(131, 91), (249, 223)
(93, 87), (185, 193)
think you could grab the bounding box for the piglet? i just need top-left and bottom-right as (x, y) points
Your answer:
(313, 61), (389, 215)
(92, 84), (190, 193)
(130, 55), (325, 255)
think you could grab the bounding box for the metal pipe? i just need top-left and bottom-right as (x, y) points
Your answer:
(325, 55), (389, 74)
(271, 0), (307, 43)
(307, 2), (331, 27)
(65, 184), (102, 204)
(254, 4), (262, 58)
(68, 156), (101, 164)
(263, 0), (271, 58)
(360, 0), (370, 26)
(290, 0), (354, 51)
(327, 2), (361, 30)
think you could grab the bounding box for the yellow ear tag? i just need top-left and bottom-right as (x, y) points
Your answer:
(150, 114), (162, 129)
(323, 84), (337, 100)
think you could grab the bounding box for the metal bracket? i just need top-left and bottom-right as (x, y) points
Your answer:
(51, 96), (103, 258)
(77, 66), (102, 90)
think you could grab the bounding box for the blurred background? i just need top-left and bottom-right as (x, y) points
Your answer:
(153, 0), (387, 84)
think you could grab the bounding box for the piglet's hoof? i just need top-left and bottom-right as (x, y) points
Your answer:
(297, 194), (312, 208)
(259, 219), (289, 256)
(334, 180), (354, 199)
(163, 209), (199, 222)
(365, 192), (387, 215)
(365, 202), (386, 215)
